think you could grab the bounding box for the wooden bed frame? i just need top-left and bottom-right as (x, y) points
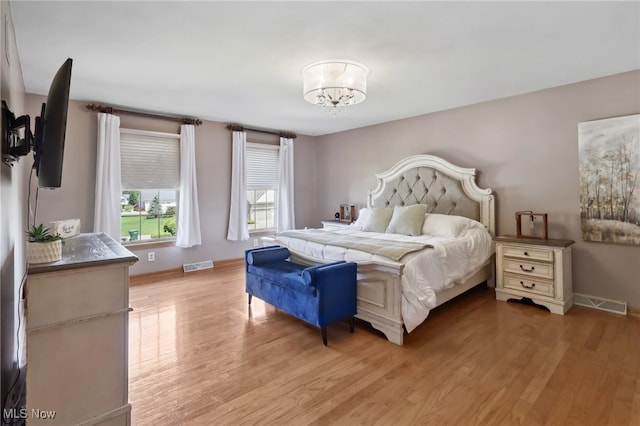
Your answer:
(285, 154), (495, 345)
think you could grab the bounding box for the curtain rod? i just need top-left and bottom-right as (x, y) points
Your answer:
(86, 103), (202, 126)
(227, 123), (297, 139)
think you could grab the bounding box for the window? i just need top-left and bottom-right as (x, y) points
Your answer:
(120, 129), (179, 243)
(246, 142), (279, 232)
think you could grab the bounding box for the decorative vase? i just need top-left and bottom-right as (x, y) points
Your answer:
(27, 240), (62, 264)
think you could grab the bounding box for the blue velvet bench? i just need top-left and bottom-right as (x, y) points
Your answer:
(245, 246), (357, 345)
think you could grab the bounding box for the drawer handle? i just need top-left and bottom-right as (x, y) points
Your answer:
(520, 281), (535, 289)
(519, 265), (535, 273)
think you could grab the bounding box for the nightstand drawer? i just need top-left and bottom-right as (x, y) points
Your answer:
(503, 258), (553, 280)
(321, 220), (351, 230)
(502, 245), (553, 262)
(504, 273), (554, 297)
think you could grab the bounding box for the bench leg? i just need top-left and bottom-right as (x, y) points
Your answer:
(349, 317), (355, 333)
(321, 326), (328, 346)
(248, 293), (252, 305)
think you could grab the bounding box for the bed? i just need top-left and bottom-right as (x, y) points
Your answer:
(274, 154), (495, 345)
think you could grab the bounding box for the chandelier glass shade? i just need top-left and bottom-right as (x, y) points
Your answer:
(302, 60), (369, 113)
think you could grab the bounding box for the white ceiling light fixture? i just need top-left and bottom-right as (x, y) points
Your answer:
(302, 60), (369, 115)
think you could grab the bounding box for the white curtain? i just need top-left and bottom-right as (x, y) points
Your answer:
(227, 131), (249, 241)
(277, 137), (295, 232)
(93, 113), (122, 240)
(176, 124), (202, 248)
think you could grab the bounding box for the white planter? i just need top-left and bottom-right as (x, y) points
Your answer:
(28, 240), (62, 264)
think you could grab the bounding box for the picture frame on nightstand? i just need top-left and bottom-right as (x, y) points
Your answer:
(515, 211), (548, 240)
(339, 204), (355, 223)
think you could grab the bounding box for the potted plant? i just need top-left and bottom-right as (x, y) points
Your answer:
(26, 224), (64, 264)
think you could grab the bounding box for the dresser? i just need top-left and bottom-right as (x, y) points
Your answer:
(26, 233), (137, 425)
(494, 236), (574, 314)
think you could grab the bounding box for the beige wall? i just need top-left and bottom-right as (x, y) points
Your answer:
(0, 0), (27, 406)
(24, 96), (317, 275)
(315, 70), (640, 309)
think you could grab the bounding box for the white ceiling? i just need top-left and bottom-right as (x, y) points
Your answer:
(9, 1), (640, 137)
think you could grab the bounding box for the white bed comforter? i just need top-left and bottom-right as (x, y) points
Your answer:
(275, 221), (494, 332)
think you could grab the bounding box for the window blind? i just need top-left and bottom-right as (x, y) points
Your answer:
(120, 129), (180, 190)
(246, 142), (279, 189)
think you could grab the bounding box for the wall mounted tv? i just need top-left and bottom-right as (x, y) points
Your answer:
(1, 58), (72, 189)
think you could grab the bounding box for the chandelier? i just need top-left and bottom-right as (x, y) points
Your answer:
(302, 60), (369, 114)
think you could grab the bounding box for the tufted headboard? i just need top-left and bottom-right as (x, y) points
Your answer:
(368, 155), (495, 236)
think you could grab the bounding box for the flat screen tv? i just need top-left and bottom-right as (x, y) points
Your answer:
(33, 58), (73, 189)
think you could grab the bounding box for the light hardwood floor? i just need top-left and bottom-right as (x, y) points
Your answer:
(129, 262), (640, 426)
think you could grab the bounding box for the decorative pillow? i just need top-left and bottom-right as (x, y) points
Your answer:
(351, 208), (371, 230)
(246, 246), (290, 265)
(362, 207), (394, 233)
(385, 204), (428, 236)
(421, 213), (476, 238)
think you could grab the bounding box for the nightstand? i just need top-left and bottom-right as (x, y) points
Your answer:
(494, 236), (575, 314)
(321, 220), (352, 230)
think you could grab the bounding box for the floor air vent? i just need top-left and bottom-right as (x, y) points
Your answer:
(573, 293), (627, 315)
(183, 260), (214, 273)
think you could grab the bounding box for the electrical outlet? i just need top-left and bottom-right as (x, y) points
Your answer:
(253, 239), (259, 247)
(148, 252), (155, 262)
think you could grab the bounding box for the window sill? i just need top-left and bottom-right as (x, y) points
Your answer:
(249, 230), (277, 238)
(123, 239), (176, 251)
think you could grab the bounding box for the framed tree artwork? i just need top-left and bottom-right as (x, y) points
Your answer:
(578, 114), (640, 245)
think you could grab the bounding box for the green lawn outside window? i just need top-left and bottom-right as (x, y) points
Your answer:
(120, 215), (175, 240)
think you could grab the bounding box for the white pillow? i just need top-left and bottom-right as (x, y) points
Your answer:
(351, 208), (371, 230)
(385, 204), (428, 236)
(422, 214), (477, 238)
